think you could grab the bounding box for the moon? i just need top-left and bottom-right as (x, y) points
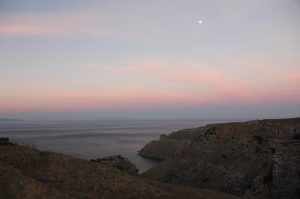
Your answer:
(198, 20), (203, 24)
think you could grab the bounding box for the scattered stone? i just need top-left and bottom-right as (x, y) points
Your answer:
(91, 155), (138, 175)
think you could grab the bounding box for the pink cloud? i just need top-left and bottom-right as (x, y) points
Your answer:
(82, 60), (165, 74)
(1, 80), (299, 113)
(0, 24), (63, 36)
(0, 8), (110, 37)
(2, 58), (298, 113)
(0, 89), (203, 112)
(109, 60), (165, 73)
(82, 59), (300, 106)
(282, 71), (300, 81)
(108, 61), (300, 104)
(83, 59), (247, 98)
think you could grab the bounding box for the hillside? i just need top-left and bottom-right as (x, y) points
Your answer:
(0, 142), (239, 199)
(139, 118), (300, 199)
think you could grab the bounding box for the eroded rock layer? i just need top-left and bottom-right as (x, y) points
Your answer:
(139, 118), (300, 199)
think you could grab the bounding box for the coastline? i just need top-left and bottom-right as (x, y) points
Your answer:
(1, 117), (299, 199)
(139, 118), (300, 198)
(0, 138), (240, 199)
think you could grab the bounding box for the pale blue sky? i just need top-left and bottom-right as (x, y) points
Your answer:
(0, 0), (299, 119)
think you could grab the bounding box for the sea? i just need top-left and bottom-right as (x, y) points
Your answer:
(0, 119), (237, 173)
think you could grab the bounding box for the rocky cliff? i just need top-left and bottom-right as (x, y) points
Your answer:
(139, 118), (300, 199)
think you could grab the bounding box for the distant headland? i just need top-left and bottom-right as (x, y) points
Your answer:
(0, 118), (24, 122)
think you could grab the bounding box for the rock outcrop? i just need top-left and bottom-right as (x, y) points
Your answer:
(0, 137), (14, 146)
(91, 155), (138, 175)
(139, 130), (200, 160)
(139, 118), (300, 199)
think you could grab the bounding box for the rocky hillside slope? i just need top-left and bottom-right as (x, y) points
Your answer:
(139, 118), (300, 199)
(0, 142), (239, 199)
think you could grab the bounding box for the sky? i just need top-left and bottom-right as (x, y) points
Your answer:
(0, 0), (299, 120)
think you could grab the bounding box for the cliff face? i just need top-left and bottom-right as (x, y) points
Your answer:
(139, 118), (300, 199)
(139, 129), (200, 160)
(0, 143), (239, 199)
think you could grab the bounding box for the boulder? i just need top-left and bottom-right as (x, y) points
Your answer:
(91, 155), (138, 175)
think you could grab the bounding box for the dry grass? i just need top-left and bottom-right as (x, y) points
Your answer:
(0, 144), (240, 199)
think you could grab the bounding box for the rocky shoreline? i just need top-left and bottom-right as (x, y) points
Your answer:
(139, 118), (300, 199)
(0, 118), (299, 199)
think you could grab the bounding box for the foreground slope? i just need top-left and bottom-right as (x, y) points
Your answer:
(140, 118), (300, 199)
(0, 144), (239, 199)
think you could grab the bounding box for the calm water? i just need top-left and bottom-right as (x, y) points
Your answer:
(0, 119), (228, 172)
